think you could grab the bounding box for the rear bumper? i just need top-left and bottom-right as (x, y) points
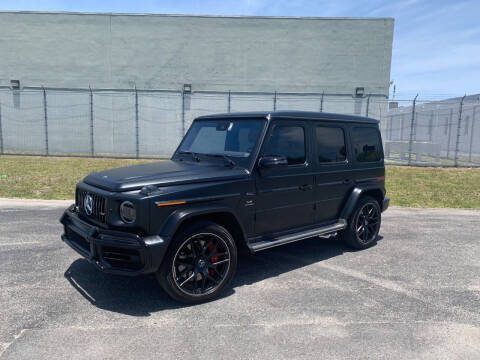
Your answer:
(382, 197), (390, 212)
(60, 205), (167, 276)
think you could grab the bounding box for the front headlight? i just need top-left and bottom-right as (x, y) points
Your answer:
(119, 201), (136, 224)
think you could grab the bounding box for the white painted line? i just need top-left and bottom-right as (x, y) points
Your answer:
(0, 241), (41, 247)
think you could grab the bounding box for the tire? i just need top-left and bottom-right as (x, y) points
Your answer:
(341, 196), (381, 250)
(156, 221), (237, 304)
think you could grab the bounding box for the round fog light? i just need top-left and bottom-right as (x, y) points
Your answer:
(120, 201), (136, 223)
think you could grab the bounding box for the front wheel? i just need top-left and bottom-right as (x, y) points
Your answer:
(156, 221), (237, 304)
(340, 196), (381, 249)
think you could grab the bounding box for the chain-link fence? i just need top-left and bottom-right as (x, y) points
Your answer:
(0, 86), (479, 167)
(385, 96), (480, 167)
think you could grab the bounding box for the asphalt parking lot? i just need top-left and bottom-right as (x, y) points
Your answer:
(0, 199), (479, 359)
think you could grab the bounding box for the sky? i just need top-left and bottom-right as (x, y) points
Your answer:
(0, 0), (478, 100)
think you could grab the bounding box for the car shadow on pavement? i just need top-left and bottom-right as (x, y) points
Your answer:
(64, 235), (380, 316)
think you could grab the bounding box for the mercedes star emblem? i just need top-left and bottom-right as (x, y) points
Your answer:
(84, 193), (93, 215)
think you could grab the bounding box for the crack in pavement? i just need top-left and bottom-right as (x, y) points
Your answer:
(0, 329), (28, 359)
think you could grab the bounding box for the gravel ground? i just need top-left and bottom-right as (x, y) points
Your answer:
(0, 199), (479, 359)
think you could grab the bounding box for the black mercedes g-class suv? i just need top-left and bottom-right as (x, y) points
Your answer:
(61, 111), (389, 303)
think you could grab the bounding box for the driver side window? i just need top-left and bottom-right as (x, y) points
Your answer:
(264, 125), (306, 165)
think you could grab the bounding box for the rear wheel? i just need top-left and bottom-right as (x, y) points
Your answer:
(341, 196), (381, 249)
(157, 221), (237, 304)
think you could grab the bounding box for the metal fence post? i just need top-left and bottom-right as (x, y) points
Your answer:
(388, 115), (392, 140)
(135, 87), (139, 158)
(469, 106), (477, 163)
(0, 103), (3, 155)
(400, 114), (404, 140)
(366, 95), (371, 117)
(428, 110), (434, 141)
(273, 91), (277, 111)
(454, 95), (466, 167)
(181, 90), (185, 135)
(446, 108), (453, 159)
(89, 86), (94, 157)
(320, 92), (324, 112)
(408, 94), (418, 165)
(227, 90), (231, 113)
(43, 87), (49, 156)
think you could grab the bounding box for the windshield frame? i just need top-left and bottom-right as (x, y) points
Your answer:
(172, 117), (268, 169)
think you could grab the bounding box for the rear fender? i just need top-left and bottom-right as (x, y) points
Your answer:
(340, 185), (385, 220)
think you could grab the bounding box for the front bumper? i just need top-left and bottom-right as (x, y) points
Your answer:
(382, 197), (390, 212)
(60, 205), (167, 276)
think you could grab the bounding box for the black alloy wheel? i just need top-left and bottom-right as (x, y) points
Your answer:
(157, 221), (237, 304)
(172, 233), (231, 296)
(341, 196), (381, 249)
(355, 203), (380, 244)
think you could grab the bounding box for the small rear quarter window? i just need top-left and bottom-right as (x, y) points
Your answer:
(353, 127), (383, 162)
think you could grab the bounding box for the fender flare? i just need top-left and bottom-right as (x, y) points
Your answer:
(159, 204), (247, 244)
(339, 185), (385, 220)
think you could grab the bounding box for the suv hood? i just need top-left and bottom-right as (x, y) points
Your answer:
(83, 160), (249, 192)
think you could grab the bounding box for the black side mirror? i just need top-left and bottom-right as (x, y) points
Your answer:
(258, 155), (288, 169)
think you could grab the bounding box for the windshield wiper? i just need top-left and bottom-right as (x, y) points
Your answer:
(178, 151), (200, 162)
(204, 153), (236, 167)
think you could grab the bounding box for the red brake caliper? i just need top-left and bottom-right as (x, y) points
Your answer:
(208, 243), (218, 276)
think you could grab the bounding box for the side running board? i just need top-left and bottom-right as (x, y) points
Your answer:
(248, 219), (347, 253)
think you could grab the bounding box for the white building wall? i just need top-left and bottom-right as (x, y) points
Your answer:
(0, 11), (394, 95)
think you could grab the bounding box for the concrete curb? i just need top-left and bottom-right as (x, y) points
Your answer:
(0, 198), (73, 207)
(386, 205), (480, 213)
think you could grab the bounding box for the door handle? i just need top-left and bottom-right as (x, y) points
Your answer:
(342, 179), (352, 185)
(299, 184), (313, 191)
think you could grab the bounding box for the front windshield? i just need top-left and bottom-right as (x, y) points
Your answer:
(179, 119), (264, 158)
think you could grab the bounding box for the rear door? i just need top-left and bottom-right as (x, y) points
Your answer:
(313, 122), (354, 222)
(254, 120), (315, 235)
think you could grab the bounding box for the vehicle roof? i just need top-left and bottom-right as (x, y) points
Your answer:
(195, 111), (379, 124)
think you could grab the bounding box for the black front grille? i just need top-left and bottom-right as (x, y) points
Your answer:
(76, 188), (107, 223)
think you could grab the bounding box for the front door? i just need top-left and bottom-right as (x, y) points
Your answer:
(254, 120), (315, 235)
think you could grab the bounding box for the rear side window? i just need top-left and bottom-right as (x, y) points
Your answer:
(353, 127), (383, 162)
(264, 125), (306, 165)
(316, 126), (346, 163)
